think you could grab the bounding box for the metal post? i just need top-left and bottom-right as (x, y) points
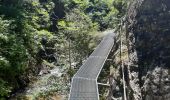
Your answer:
(122, 62), (127, 100)
(69, 36), (72, 82)
(120, 19), (127, 100)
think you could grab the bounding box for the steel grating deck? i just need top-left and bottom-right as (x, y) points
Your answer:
(69, 32), (115, 100)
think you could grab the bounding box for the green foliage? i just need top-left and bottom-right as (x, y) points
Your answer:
(113, 0), (127, 17)
(103, 7), (119, 29)
(64, 0), (89, 11)
(67, 68), (76, 77)
(0, 17), (15, 98)
(78, 0), (127, 30)
(0, 79), (11, 98)
(0, 0), (55, 98)
(59, 0), (127, 30)
(58, 9), (98, 64)
(0, 0), (127, 98)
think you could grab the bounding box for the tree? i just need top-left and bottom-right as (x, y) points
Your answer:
(0, 0), (55, 98)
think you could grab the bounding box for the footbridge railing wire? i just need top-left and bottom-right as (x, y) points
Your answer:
(69, 32), (115, 100)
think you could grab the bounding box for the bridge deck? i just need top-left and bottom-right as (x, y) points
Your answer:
(69, 32), (115, 100)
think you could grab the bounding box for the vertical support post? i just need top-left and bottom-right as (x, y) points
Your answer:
(122, 62), (127, 100)
(120, 19), (127, 100)
(69, 37), (72, 82)
(108, 75), (113, 100)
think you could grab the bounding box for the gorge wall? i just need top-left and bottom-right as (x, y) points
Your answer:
(112, 0), (170, 100)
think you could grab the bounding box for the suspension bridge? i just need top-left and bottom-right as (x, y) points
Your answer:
(69, 32), (115, 100)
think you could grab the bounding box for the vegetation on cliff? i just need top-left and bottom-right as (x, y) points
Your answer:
(0, 0), (126, 99)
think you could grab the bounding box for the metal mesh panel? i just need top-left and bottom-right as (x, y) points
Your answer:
(69, 32), (115, 100)
(70, 78), (98, 100)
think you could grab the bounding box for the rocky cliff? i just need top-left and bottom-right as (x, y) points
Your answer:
(112, 0), (170, 100)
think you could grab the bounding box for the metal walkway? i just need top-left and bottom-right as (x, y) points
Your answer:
(69, 32), (115, 100)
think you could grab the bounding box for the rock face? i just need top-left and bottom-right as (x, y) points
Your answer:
(125, 0), (170, 99)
